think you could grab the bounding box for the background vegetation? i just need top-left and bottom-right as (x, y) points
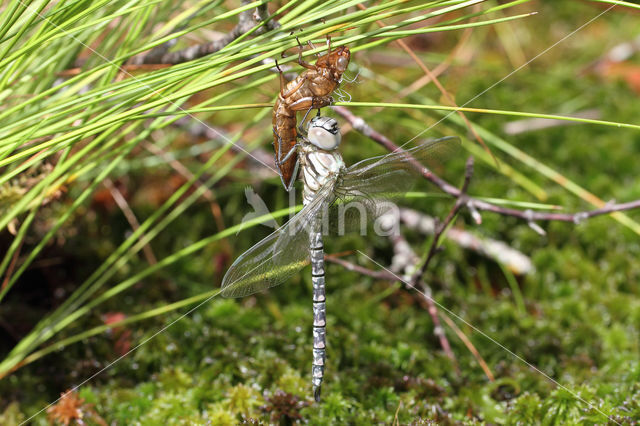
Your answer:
(0, 0), (638, 424)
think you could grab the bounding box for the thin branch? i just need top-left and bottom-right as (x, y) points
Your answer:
(325, 254), (458, 368)
(437, 307), (495, 382)
(325, 254), (392, 280)
(333, 106), (640, 224)
(411, 157), (474, 287)
(103, 179), (157, 265)
(132, 2), (280, 65)
(333, 105), (460, 195)
(399, 207), (533, 275)
(418, 284), (458, 374)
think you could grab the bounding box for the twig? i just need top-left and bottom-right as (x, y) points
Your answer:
(469, 198), (640, 225)
(103, 179), (157, 265)
(333, 105), (461, 195)
(411, 157), (474, 287)
(333, 106), (640, 225)
(437, 308), (495, 382)
(325, 254), (457, 368)
(399, 207), (533, 275)
(419, 284), (458, 374)
(132, 2), (280, 65)
(324, 255), (392, 280)
(325, 253), (495, 382)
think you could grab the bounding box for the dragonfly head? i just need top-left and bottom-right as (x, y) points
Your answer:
(316, 45), (350, 81)
(307, 116), (341, 150)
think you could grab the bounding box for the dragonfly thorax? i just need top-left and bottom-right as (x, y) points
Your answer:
(300, 143), (345, 206)
(307, 116), (341, 150)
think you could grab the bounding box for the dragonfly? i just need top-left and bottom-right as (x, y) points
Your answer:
(222, 115), (460, 402)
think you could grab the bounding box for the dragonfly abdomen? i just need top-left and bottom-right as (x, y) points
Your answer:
(300, 124), (345, 401)
(310, 227), (326, 402)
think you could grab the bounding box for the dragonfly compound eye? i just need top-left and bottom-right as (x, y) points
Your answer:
(308, 117), (341, 150)
(336, 56), (349, 72)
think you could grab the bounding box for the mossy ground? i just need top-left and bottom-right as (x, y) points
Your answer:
(1, 3), (639, 425)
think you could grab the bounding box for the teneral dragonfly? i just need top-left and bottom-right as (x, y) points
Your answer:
(222, 115), (460, 401)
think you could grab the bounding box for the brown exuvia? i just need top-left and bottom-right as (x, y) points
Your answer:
(272, 41), (350, 190)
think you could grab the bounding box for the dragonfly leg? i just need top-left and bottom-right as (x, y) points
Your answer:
(288, 95), (332, 112)
(273, 132), (299, 191)
(281, 75), (307, 99)
(276, 157), (298, 191)
(296, 37), (316, 70)
(273, 131), (299, 191)
(278, 141), (299, 164)
(275, 60), (288, 95)
(285, 155), (300, 192)
(298, 106), (315, 135)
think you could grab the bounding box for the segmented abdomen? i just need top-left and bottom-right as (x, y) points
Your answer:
(272, 96), (298, 188)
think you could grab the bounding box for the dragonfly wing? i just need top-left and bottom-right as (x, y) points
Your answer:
(221, 182), (336, 298)
(327, 137), (461, 232)
(340, 136), (461, 196)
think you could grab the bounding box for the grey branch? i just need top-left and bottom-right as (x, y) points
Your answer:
(399, 207), (533, 275)
(332, 105), (640, 225)
(132, 2), (280, 65)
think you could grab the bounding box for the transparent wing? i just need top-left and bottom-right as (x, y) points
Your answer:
(222, 137), (459, 297)
(340, 136), (460, 197)
(326, 136), (461, 233)
(221, 182), (336, 298)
